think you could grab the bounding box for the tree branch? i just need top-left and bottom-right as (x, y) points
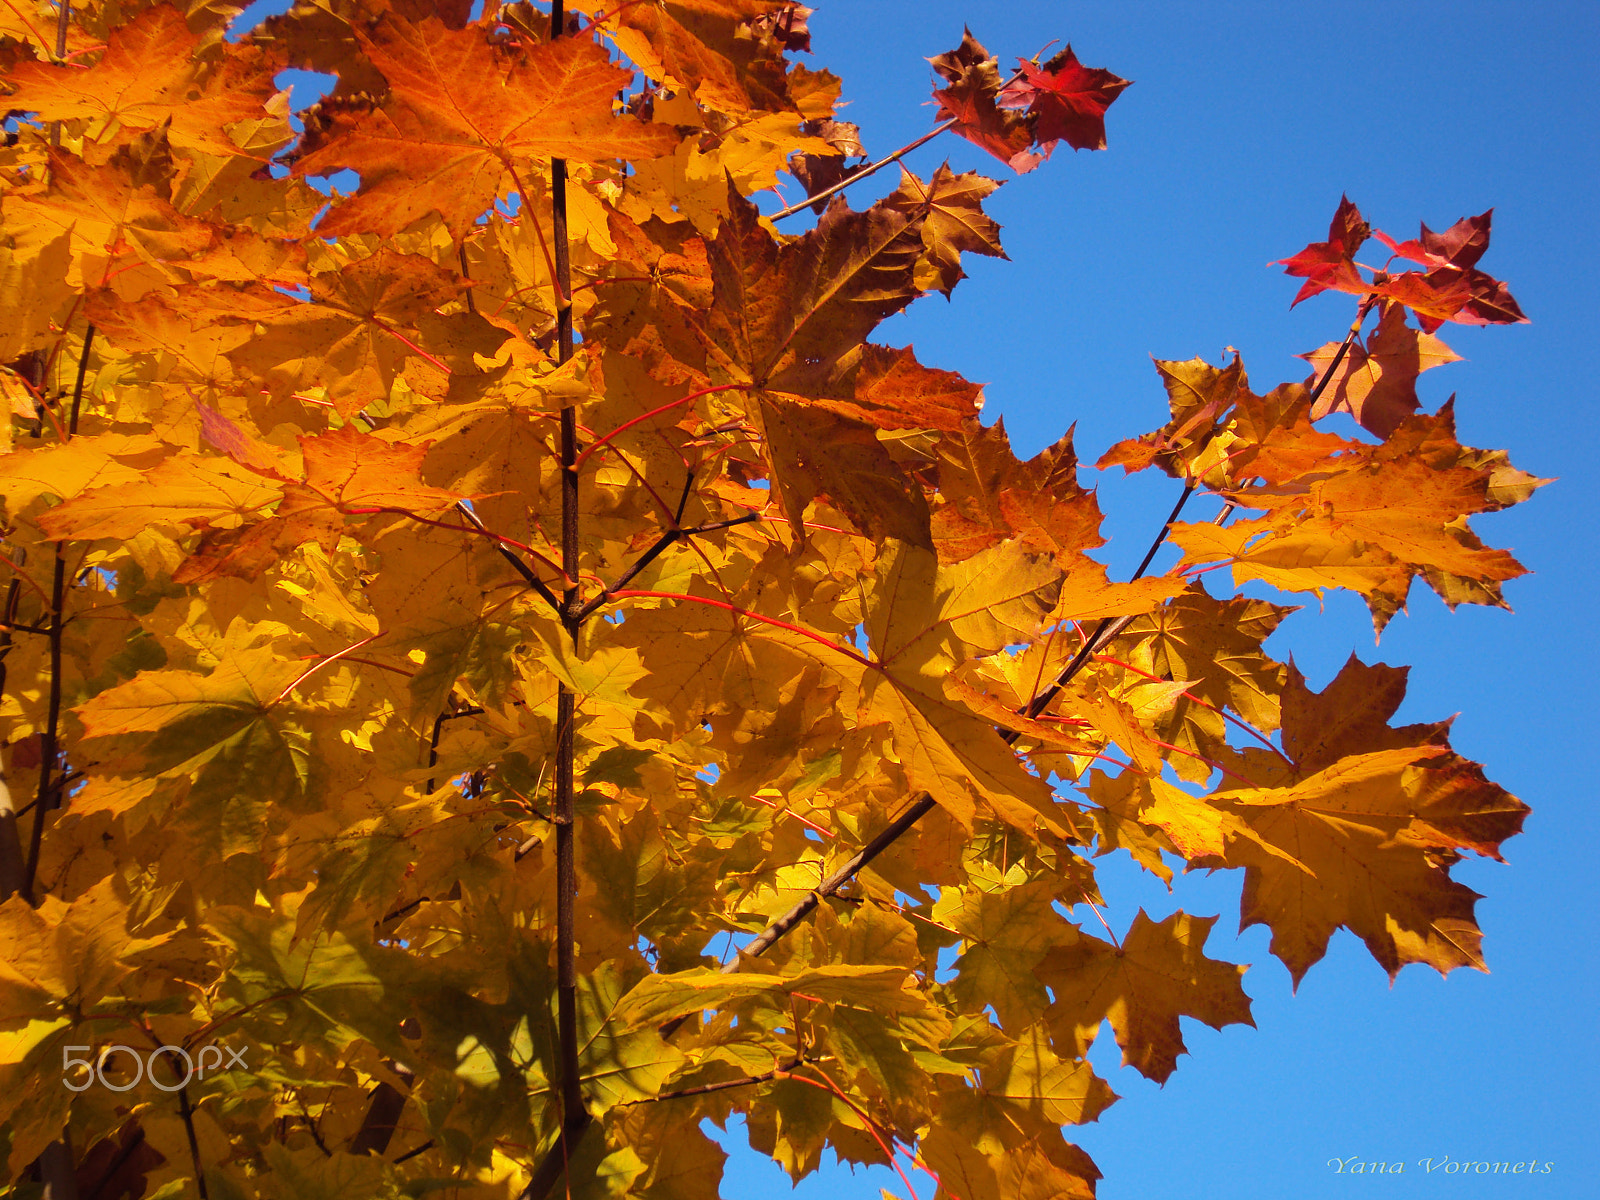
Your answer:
(177, 1085), (210, 1200)
(769, 119), (957, 221)
(768, 64), (1028, 222)
(22, 323), (94, 905)
(618, 1056), (807, 1105)
(519, 93), (1377, 1200)
(425, 700), (485, 794)
(0, 563), (28, 903)
(452, 502), (564, 614)
(574, 513), (760, 623)
(522, 449), (1206, 1189)
(545, 6), (590, 1199)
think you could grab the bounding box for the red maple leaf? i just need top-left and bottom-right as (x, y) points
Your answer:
(1275, 195), (1371, 306)
(997, 45), (1131, 154)
(1373, 210), (1527, 331)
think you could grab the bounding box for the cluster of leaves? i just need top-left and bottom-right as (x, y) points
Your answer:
(0, 2), (1538, 1199)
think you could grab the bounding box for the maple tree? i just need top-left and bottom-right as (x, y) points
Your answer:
(0, 2), (1541, 1198)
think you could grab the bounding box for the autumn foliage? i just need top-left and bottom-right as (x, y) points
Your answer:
(0, 2), (1540, 1199)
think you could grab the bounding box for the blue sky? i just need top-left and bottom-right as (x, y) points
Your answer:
(239, 1), (1598, 1194)
(719, 2), (1596, 1198)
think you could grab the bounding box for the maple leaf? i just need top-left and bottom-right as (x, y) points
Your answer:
(849, 541), (1069, 835)
(0, 432), (161, 517)
(929, 29), (1041, 173)
(5, 148), (218, 297)
(935, 881), (1059, 1030)
(931, 416), (1103, 565)
(1097, 353), (1246, 480)
(38, 414), (464, 587)
(1037, 909), (1253, 1083)
(1, 5), (289, 164)
(1107, 589), (1293, 782)
(73, 635), (317, 855)
(997, 45), (1131, 155)
(787, 117), (867, 215)
(573, 0), (815, 117)
(883, 163), (1008, 297)
(692, 183), (928, 395)
(674, 183), (960, 540)
(1276, 201), (1527, 333)
(1372, 208), (1528, 331)
(224, 247), (502, 415)
(1300, 304), (1462, 436)
(34, 453), (283, 542)
(1274, 194), (1371, 306)
(1201, 656), (1528, 984)
(1167, 401), (1539, 631)
(292, 15), (680, 235)
(0, 877), (165, 1021)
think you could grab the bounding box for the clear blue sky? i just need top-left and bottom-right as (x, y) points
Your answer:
(242, 1), (1598, 1195)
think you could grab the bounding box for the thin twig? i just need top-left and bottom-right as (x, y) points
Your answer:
(392, 1139), (434, 1165)
(618, 1056), (806, 1106)
(453, 502), (564, 614)
(425, 701), (485, 794)
(1012, 479), (1197, 733)
(769, 63), (1030, 222)
(82, 1125), (147, 1200)
(298, 1097), (332, 1157)
(574, 512), (760, 623)
(21, 319), (94, 905)
(177, 1085), (211, 1200)
(769, 119), (957, 221)
(539, 5), (590, 1200)
(68, 325), (94, 434)
(459, 243), (478, 316)
(1308, 296), (1377, 410)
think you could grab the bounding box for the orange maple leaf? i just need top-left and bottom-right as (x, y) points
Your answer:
(2, 5), (287, 163)
(292, 15), (680, 235)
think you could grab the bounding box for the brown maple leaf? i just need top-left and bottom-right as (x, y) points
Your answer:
(883, 164), (1007, 297)
(672, 184), (969, 541)
(929, 29), (1041, 173)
